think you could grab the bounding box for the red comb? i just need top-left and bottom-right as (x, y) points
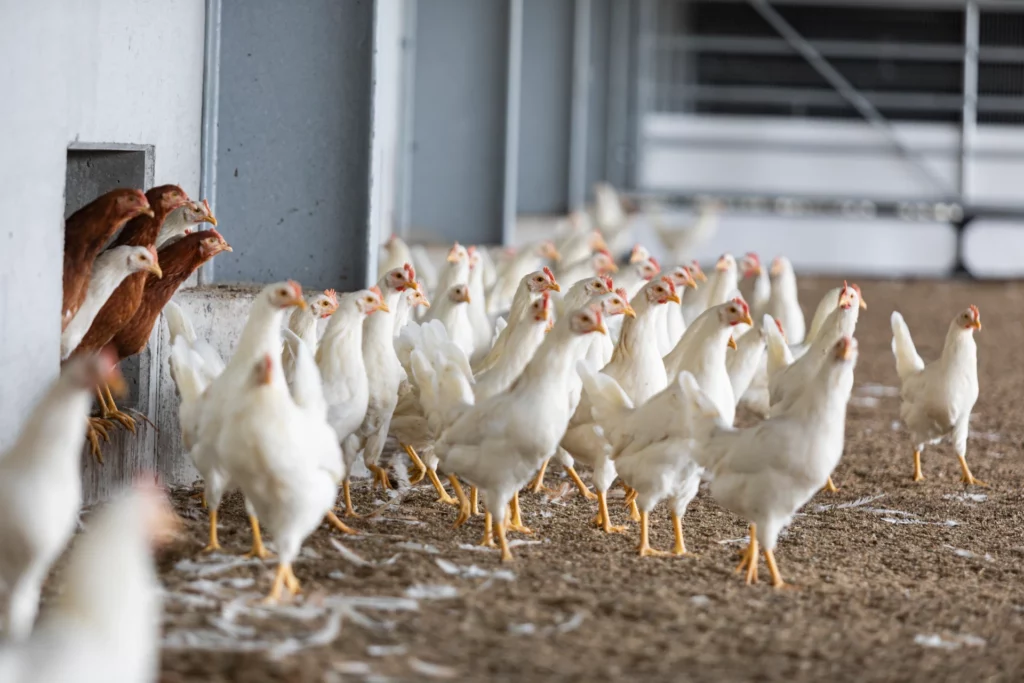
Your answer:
(542, 266), (555, 282)
(602, 276), (614, 290)
(202, 199), (212, 214)
(744, 252), (760, 264)
(370, 284), (383, 299)
(648, 256), (661, 272)
(324, 289), (338, 306)
(261, 354), (274, 385)
(287, 280), (302, 299)
(660, 275), (677, 295)
(467, 245), (477, 256)
(146, 244), (158, 260)
(597, 248), (612, 258)
(775, 319), (785, 335)
(732, 297), (749, 315)
(970, 304), (979, 318)
(690, 260), (703, 273)
(403, 262), (416, 281)
(615, 287), (628, 300)
(850, 283), (862, 296)
(838, 280), (850, 303)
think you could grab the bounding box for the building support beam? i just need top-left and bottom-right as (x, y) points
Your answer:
(198, 0), (222, 285)
(397, 0), (419, 240)
(501, 0), (524, 246)
(568, 0), (592, 212)
(960, 0), (980, 200)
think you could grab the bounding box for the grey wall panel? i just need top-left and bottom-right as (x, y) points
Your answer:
(517, 0), (573, 215)
(214, 0), (374, 289)
(409, 0), (508, 245)
(587, 0), (611, 195)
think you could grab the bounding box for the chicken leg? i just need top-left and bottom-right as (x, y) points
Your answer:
(592, 490), (627, 533)
(507, 491), (533, 534)
(262, 562), (301, 604)
(337, 479), (360, 518)
(403, 444), (427, 484)
(735, 524), (759, 585)
(284, 564), (302, 595)
(470, 487), (480, 516)
(450, 475), (472, 528)
(958, 454), (988, 487)
(369, 463), (392, 491)
(326, 510), (359, 535)
(637, 510), (669, 557)
(763, 548), (786, 588)
(528, 457), (553, 493)
(478, 510), (496, 547)
(243, 515), (272, 560)
(671, 511), (696, 557)
(821, 476), (840, 493)
(622, 483), (642, 522)
(426, 468), (458, 505)
(495, 515), (513, 562)
(912, 449), (924, 482)
(202, 509), (222, 553)
(96, 383), (136, 434)
(564, 465), (597, 500)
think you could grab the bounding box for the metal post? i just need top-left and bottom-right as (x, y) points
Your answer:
(749, 0), (954, 199)
(364, 0), (382, 287)
(198, 0), (222, 286)
(568, 0), (592, 212)
(960, 0), (979, 201)
(632, 0), (654, 191)
(502, 0), (523, 246)
(605, 0), (631, 187)
(397, 0), (418, 240)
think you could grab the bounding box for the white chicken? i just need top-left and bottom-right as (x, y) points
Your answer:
(678, 259), (709, 325)
(155, 198), (217, 249)
(891, 305), (984, 485)
(392, 287), (431, 336)
(435, 242), (470, 295)
(315, 288), (388, 518)
(486, 241), (560, 315)
(556, 221), (605, 270)
(0, 353), (123, 641)
(61, 245), (163, 360)
(221, 341), (343, 603)
(690, 336), (858, 587)
(424, 284), (474, 358)
(578, 366), (705, 556)
(766, 256), (805, 345)
(466, 248), (493, 361)
(738, 252), (771, 322)
(0, 482), (179, 683)
(682, 254), (737, 325)
(767, 283), (862, 417)
(355, 265), (421, 492)
(552, 275), (615, 321)
(657, 265), (699, 356)
(435, 306), (607, 560)
(726, 317), (770, 405)
(473, 268), (559, 375)
(664, 299), (753, 427)
(806, 283), (867, 347)
(474, 292), (553, 401)
(281, 289), (339, 388)
(556, 249), (618, 291)
(380, 234), (414, 277)
(176, 281), (307, 554)
(617, 253), (661, 302)
(560, 277), (680, 533)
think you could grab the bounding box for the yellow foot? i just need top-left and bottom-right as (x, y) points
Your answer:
(912, 449), (925, 482)
(369, 464), (393, 491)
(326, 510), (359, 535)
(261, 563), (289, 605)
(339, 480), (360, 518)
(403, 444), (427, 484)
(86, 417), (111, 463)
(478, 511), (497, 547)
(638, 545), (671, 557)
(627, 499), (641, 523)
(495, 518), (513, 562)
(449, 475), (472, 528)
(507, 523), (534, 534)
(671, 512), (697, 557)
(564, 465), (598, 500)
(594, 491), (628, 533)
(243, 515), (272, 559)
(201, 541), (223, 553)
(528, 458), (551, 493)
(821, 476), (840, 493)
(763, 549), (786, 589)
(426, 469), (458, 505)
(958, 455), (987, 487)
(735, 524), (759, 585)
(636, 510), (668, 557)
(202, 510), (222, 553)
(102, 408), (137, 434)
(284, 565), (302, 595)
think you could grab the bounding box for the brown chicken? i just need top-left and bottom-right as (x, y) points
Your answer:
(62, 189), (153, 331)
(73, 185), (191, 451)
(111, 230), (231, 363)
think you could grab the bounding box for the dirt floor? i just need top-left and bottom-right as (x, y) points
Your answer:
(111, 279), (1024, 682)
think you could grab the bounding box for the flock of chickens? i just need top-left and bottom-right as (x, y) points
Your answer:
(0, 183), (987, 675)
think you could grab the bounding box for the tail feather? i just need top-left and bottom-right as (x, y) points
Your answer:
(169, 335), (207, 406)
(163, 300), (197, 345)
(576, 360), (633, 423)
(282, 328), (327, 417)
(763, 314), (793, 380)
(890, 311), (925, 380)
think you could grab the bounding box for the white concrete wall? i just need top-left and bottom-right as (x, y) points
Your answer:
(0, 0), (205, 450)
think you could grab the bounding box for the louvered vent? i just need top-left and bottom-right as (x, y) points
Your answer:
(649, 0), (1024, 125)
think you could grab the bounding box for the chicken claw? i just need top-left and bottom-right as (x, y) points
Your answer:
(86, 417), (112, 463)
(449, 475), (472, 528)
(593, 491), (628, 533)
(670, 512), (697, 557)
(763, 548), (786, 589)
(96, 383), (137, 434)
(735, 524), (759, 585)
(821, 476), (840, 494)
(478, 510), (497, 547)
(284, 565), (302, 595)
(369, 464), (393, 491)
(262, 563), (290, 605)
(427, 469), (458, 505)
(636, 510), (669, 557)
(507, 492), (533, 534)
(495, 517), (513, 562)
(403, 444), (427, 484)
(243, 515), (273, 560)
(326, 510), (359, 535)
(339, 479), (360, 518)
(627, 498), (642, 523)
(201, 510), (222, 553)
(527, 458), (554, 494)
(958, 454), (988, 487)
(564, 466), (597, 500)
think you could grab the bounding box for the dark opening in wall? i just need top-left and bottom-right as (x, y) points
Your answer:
(64, 143), (156, 504)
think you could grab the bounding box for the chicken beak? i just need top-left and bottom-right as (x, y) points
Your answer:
(294, 298), (308, 310)
(742, 313), (754, 326)
(463, 292), (472, 304)
(685, 279), (698, 290)
(549, 282), (561, 293)
(420, 299), (431, 309)
(728, 335), (737, 350)
(377, 301), (391, 314)
(142, 208), (156, 218)
(859, 298), (868, 310)
(623, 304), (637, 318)
(971, 319), (982, 330)
(667, 293), (682, 305)
(204, 214), (218, 226)
(221, 243), (233, 252)
(408, 280), (421, 292)
(147, 262), (163, 279)
(695, 270), (707, 283)
(607, 263), (619, 274)
(595, 323), (608, 336)
(715, 258), (730, 272)
(446, 252), (460, 263)
(629, 251), (644, 265)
